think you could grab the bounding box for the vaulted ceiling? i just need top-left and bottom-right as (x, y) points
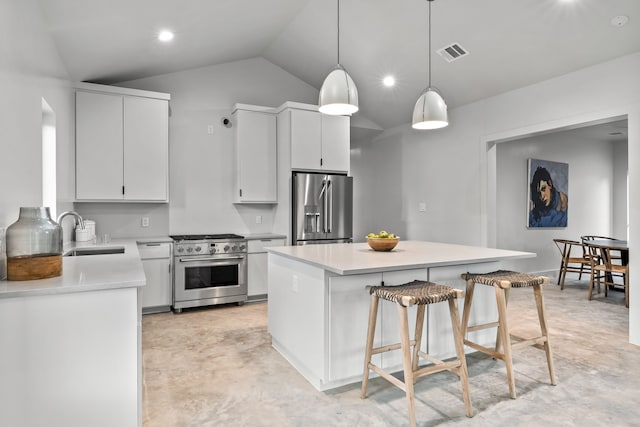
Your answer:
(37, 0), (640, 130)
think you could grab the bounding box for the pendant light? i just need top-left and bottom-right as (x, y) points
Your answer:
(412, 0), (448, 129)
(319, 0), (359, 115)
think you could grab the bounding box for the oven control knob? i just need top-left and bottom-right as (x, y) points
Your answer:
(195, 246), (202, 252)
(177, 247), (184, 253)
(239, 244), (246, 251)
(224, 245), (230, 252)
(232, 245), (238, 252)
(187, 247), (193, 253)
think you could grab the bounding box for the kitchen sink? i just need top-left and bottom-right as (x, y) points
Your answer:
(64, 246), (125, 256)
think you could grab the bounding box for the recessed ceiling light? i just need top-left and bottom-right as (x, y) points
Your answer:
(610, 15), (629, 27)
(382, 76), (395, 87)
(158, 30), (174, 42)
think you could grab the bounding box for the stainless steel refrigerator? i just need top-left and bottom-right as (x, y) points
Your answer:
(292, 172), (353, 245)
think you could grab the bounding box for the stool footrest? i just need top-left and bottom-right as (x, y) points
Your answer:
(464, 339), (505, 360)
(415, 360), (462, 379)
(418, 350), (460, 376)
(510, 336), (547, 350)
(371, 340), (417, 356)
(466, 321), (499, 333)
(418, 351), (445, 366)
(368, 363), (407, 392)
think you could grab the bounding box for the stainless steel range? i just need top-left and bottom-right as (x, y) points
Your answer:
(170, 234), (247, 312)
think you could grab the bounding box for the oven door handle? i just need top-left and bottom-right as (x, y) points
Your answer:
(179, 256), (245, 262)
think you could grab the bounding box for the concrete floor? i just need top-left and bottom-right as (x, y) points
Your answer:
(141, 277), (639, 426)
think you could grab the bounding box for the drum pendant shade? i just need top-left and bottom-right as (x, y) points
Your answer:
(319, 64), (359, 115)
(318, 0), (358, 115)
(412, 0), (448, 129)
(412, 88), (448, 129)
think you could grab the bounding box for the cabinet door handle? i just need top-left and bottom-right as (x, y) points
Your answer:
(145, 243), (161, 247)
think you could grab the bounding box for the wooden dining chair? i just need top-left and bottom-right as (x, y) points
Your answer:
(584, 242), (603, 298)
(591, 245), (629, 308)
(553, 239), (592, 289)
(580, 236), (623, 264)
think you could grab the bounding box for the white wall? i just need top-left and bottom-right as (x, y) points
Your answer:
(496, 132), (621, 275)
(613, 140), (629, 239)
(0, 0), (75, 423)
(352, 52), (640, 344)
(351, 129), (407, 242)
(112, 58), (318, 236)
(0, 0), (74, 230)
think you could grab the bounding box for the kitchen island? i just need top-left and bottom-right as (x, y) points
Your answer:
(0, 239), (145, 427)
(267, 240), (535, 391)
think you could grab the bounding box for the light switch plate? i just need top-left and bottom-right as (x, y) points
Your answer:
(141, 217), (150, 227)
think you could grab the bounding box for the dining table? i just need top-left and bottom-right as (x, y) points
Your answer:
(586, 239), (629, 265)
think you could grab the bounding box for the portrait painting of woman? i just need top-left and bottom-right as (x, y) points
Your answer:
(528, 159), (568, 228)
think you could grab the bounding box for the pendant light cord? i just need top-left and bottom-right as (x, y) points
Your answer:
(337, 0), (341, 65)
(428, 0), (432, 89)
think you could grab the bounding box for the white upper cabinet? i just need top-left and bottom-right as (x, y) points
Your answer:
(290, 109), (322, 170)
(75, 83), (170, 202)
(233, 105), (277, 203)
(123, 96), (169, 201)
(320, 114), (350, 172)
(286, 105), (350, 173)
(76, 91), (124, 200)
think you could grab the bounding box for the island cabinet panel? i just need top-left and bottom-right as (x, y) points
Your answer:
(378, 269), (429, 370)
(268, 254), (327, 386)
(327, 272), (381, 382)
(428, 264), (500, 359)
(327, 268), (427, 382)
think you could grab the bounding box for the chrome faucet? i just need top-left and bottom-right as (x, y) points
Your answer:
(56, 211), (85, 230)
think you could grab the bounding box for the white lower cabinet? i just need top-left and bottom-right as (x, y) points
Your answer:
(138, 242), (172, 313)
(0, 287), (139, 427)
(247, 238), (285, 299)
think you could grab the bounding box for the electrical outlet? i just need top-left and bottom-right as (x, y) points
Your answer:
(255, 215), (262, 224)
(292, 275), (298, 293)
(207, 125), (214, 134)
(141, 217), (150, 227)
(419, 202), (427, 212)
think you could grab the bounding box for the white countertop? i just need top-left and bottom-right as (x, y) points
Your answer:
(267, 240), (536, 275)
(242, 233), (287, 240)
(0, 239), (146, 299)
(135, 236), (173, 244)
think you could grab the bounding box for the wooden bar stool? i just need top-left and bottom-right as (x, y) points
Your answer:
(361, 280), (473, 427)
(460, 270), (556, 399)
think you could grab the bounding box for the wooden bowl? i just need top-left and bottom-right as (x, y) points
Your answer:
(367, 237), (400, 252)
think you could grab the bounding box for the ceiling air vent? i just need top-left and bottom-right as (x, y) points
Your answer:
(437, 43), (469, 62)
